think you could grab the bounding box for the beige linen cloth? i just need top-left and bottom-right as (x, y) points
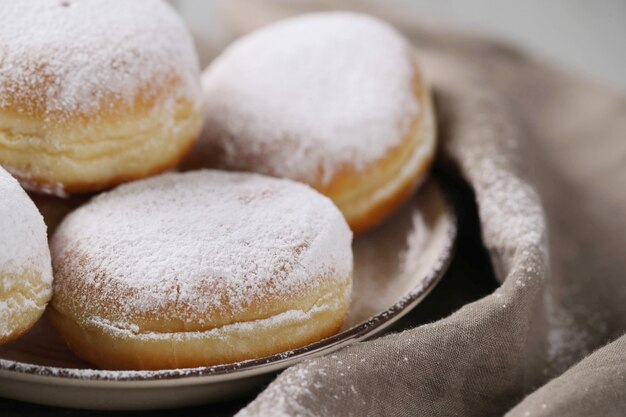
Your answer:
(198, 2), (626, 416)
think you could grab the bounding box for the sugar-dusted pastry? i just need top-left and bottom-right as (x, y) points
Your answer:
(0, 0), (202, 196)
(186, 12), (436, 233)
(50, 171), (353, 370)
(0, 167), (53, 344)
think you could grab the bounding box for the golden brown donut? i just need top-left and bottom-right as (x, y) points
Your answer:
(50, 171), (353, 370)
(0, 167), (53, 344)
(0, 0), (203, 197)
(184, 12), (436, 234)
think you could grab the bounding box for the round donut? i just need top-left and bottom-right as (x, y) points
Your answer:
(50, 170), (353, 370)
(0, 167), (53, 344)
(184, 12), (436, 234)
(0, 0), (203, 196)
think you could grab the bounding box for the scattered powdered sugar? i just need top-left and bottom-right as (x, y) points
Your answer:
(400, 211), (430, 276)
(428, 53), (548, 280)
(0, 167), (52, 336)
(199, 12), (419, 184)
(0, 0), (200, 120)
(51, 170), (352, 329)
(543, 289), (606, 375)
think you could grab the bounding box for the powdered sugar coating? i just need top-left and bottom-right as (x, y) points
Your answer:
(51, 170), (352, 329)
(0, 0), (200, 120)
(199, 12), (419, 184)
(0, 166), (53, 336)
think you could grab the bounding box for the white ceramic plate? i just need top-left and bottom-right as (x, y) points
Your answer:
(0, 180), (456, 410)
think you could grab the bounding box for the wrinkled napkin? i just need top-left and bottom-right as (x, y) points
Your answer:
(195, 2), (626, 416)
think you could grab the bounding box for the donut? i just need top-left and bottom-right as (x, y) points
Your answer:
(0, 167), (53, 344)
(184, 12), (436, 234)
(0, 0), (202, 197)
(50, 170), (353, 370)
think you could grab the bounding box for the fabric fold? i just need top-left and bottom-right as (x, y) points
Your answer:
(237, 52), (550, 417)
(201, 2), (626, 415)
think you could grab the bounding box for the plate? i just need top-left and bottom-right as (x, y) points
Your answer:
(0, 180), (456, 410)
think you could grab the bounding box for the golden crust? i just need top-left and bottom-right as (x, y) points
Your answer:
(50, 276), (351, 370)
(49, 170), (353, 369)
(1, 66), (182, 121)
(315, 67), (436, 234)
(0, 76), (202, 196)
(52, 245), (346, 333)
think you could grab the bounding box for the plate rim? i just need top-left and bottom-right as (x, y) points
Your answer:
(0, 180), (457, 386)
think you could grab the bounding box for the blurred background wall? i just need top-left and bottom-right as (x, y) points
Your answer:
(171, 0), (626, 93)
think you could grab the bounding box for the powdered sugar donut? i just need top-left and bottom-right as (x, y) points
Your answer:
(0, 0), (202, 196)
(185, 12), (436, 233)
(50, 170), (353, 370)
(0, 167), (53, 344)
